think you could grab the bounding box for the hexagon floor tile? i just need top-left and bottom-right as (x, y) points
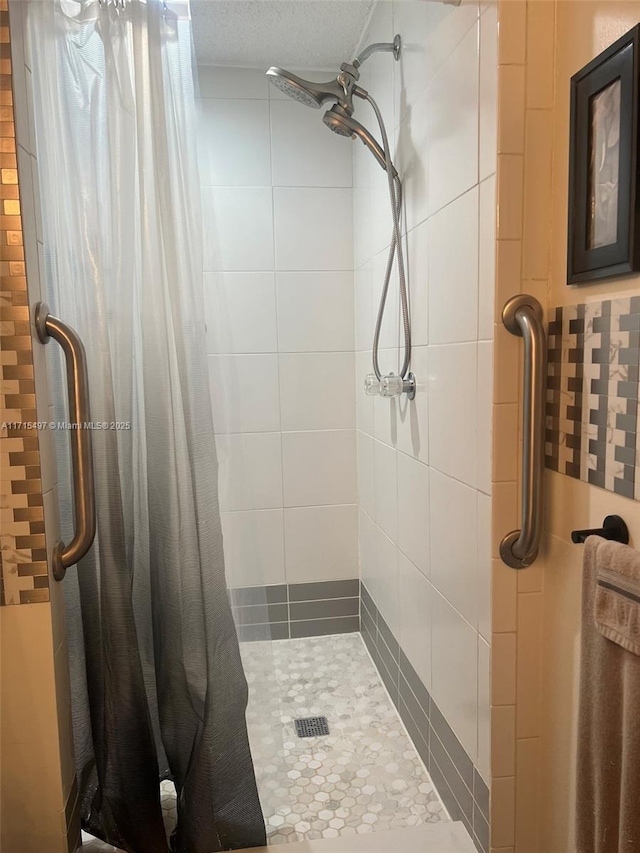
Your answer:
(242, 633), (447, 845)
(82, 633), (447, 849)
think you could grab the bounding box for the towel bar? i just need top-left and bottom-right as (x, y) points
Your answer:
(571, 515), (629, 545)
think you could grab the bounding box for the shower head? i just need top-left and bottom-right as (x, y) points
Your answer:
(266, 67), (352, 110)
(323, 105), (396, 176)
(267, 37), (401, 175)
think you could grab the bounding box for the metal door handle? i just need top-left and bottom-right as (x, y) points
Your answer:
(35, 302), (96, 580)
(499, 295), (546, 569)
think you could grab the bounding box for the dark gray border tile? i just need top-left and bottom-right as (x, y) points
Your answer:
(398, 697), (429, 769)
(237, 622), (289, 642)
(361, 598), (376, 637)
(378, 653), (399, 706)
(360, 582), (376, 618)
(230, 584), (287, 606)
(232, 603), (288, 626)
(361, 622), (381, 669)
(429, 726), (473, 825)
(431, 699), (474, 791)
(377, 629), (399, 688)
(399, 673), (430, 747)
(399, 650), (431, 720)
(290, 615), (359, 638)
(289, 597), (358, 621)
(289, 579), (359, 602)
(473, 801), (490, 853)
(429, 757), (469, 833)
(473, 768), (490, 821)
(377, 613), (399, 661)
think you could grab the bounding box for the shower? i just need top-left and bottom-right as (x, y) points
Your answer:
(267, 34), (415, 399)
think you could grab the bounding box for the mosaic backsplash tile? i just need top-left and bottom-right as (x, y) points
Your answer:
(0, 6), (49, 605)
(546, 297), (640, 499)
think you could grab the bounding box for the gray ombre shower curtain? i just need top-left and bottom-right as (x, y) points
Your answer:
(26, 1), (266, 850)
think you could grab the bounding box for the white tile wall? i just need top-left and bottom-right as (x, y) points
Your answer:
(431, 587), (479, 759)
(356, 430), (375, 518)
(221, 509), (286, 586)
(429, 468), (478, 627)
(202, 187), (274, 271)
(208, 354), (281, 434)
(198, 100), (271, 187)
(399, 550), (433, 690)
(397, 451), (430, 577)
(273, 187), (353, 271)
(282, 430), (357, 508)
(284, 505), (358, 583)
(374, 524), (401, 635)
(276, 272), (354, 353)
(374, 438), (398, 543)
(204, 272), (278, 354)
(270, 100), (352, 188)
(427, 186), (479, 345)
(279, 352), (355, 431)
(215, 432), (283, 512)
(427, 23), (480, 217)
(353, 0), (495, 780)
(429, 342), (478, 486)
(198, 66), (357, 588)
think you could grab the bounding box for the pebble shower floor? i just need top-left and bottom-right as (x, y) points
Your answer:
(82, 633), (447, 850)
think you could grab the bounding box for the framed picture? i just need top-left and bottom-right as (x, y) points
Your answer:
(568, 25), (640, 284)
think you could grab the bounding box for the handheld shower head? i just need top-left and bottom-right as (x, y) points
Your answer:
(323, 105), (396, 175)
(266, 67), (355, 111)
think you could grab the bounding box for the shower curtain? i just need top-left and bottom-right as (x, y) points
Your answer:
(26, 1), (266, 851)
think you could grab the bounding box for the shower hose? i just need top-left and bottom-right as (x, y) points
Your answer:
(365, 92), (411, 382)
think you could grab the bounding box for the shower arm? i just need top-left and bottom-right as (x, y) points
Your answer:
(353, 34), (401, 68)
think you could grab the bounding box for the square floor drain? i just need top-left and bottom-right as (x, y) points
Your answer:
(294, 716), (330, 738)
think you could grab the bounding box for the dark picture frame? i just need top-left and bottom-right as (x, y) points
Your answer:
(568, 25), (640, 285)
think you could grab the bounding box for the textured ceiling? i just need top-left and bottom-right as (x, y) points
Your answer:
(191, 0), (376, 71)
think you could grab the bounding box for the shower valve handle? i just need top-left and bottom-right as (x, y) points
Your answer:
(364, 372), (416, 400)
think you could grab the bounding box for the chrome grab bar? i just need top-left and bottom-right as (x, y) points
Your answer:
(35, 302), (96, 581)
(499, 295), (546, 569)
